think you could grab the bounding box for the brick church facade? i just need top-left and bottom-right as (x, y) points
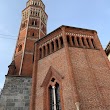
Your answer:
(0, 0), (110, 110)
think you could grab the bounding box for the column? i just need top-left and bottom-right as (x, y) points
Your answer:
(58, 37), (61, 49)
(42, 47), (44, 58)
(79, 37), (83, 47)
(89, 38), (94, 48)
(54, 40), (57, 51)
(45, 44), (48, 56)
(49, 42), (52, 54)
(84, 38), (89, 48)
(74, 37), (78, 47)
(69, 36), (74, 46)
(52, 86), (56, 110)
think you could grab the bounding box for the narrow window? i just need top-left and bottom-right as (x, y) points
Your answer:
(35, 21), (37, 25)
(18, 45), (22, 52)
(32, 33), (34, 36)
(82, 37), (86, 47)
(60, 37), (64, 48)
(36, 12), (37, 16)
(32, 21), (34, 25)
(55, 39), (59, 50)
(48, 81), (61, 110)
(31, 11), (32, 15)
(49, 86), (54, 110)
(91, 39), (96, 49)
(67, 36), (70, 46)
(55, 83), (61, 110)
(51, 41), (54, 52)
(39, 48), (42, 59)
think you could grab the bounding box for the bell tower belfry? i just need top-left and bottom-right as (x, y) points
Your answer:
(8, 0), (48, 76)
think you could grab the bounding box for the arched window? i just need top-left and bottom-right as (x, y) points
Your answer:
(39, 48), (42, 59)
(51, 41), (54, 52)
(32, 33), (34, 36)
(32, 21), (37, 26)
(55, 39), (59, 50)
(60, 37), (64, 48)
(49, 79), (61, 110)
(67, 36), (70, 46)
(31, 11), (32, 15)
(55, 83), (61, 110)
(18, 45), (22, 52)
(91, 39), (96, 49)
(35, 21), (37, 25)
(82, 37), (86, 47)
(32, 21), (34, 25)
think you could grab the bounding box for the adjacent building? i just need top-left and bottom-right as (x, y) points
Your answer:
(0, 0), (110, 110)
(105, 41), (110, 61)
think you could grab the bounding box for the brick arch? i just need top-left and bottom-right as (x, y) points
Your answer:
(41, 66), (64, 110)
(41, 66), (64, 87)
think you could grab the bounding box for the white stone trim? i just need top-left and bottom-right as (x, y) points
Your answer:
(39, 33), (62, 48)
(25, 51), (33, 55)
(66, 32), (94, 38)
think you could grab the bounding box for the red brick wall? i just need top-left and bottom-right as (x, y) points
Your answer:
(34, 48), (76, 110)
(25, 39), (35, 52)
(14, 54), (22, 75)
(21, 53), (33, 76)
(31, 26), (110, 110)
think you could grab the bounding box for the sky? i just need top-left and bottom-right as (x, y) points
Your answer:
(0, 0), (110, 89)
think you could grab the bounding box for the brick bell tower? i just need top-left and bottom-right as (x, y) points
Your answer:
(8, 0), (48, 76)
(0, 0), (47, 110)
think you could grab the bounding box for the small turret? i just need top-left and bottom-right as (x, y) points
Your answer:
(7, 60), (16, 75)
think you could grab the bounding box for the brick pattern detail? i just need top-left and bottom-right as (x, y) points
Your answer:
(21, 53), (33, 76)
(27, 28), (39, 39)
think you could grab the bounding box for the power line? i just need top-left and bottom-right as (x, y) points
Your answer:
(0, 34), (16, 37)
(0, 33), (17, 40)
(0, 36), (17, 40)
